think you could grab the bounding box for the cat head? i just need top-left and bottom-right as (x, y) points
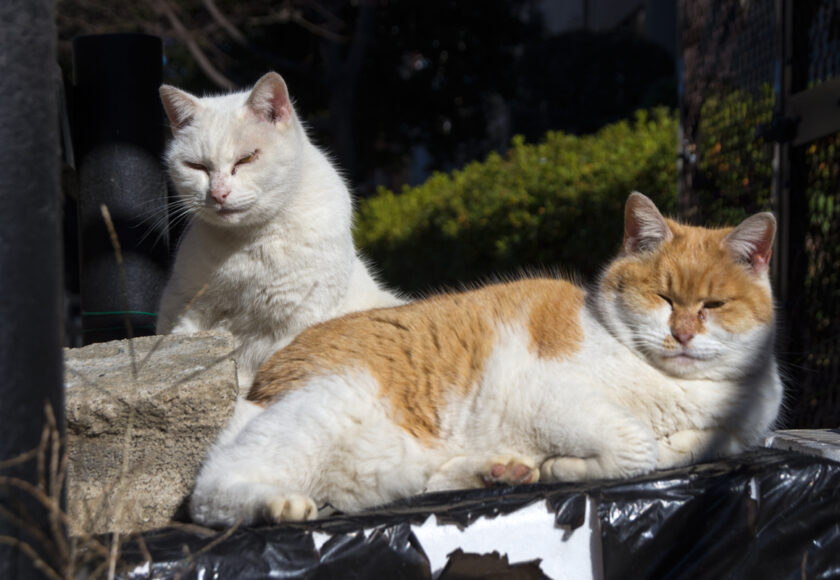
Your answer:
(160, 72), (304, 228)
(598, 192), (776, 381)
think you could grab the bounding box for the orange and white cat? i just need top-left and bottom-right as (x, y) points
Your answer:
(189, 193), (783, 526)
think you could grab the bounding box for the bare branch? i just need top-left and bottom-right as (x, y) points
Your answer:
(290, 9), (348, 43)
(45, 403), (70, 564)
(246, 9), (348, 43)
(0, 477), (66, 527)
(201, 0), (248, 46)
(138, 283), (208, 374)
(107, 531), (120, 580)
(100, 204), (138, 379)
(135, 534), (154, 568)
(0, 505), (53, 559)
(0, 536), (62, 580)
(0, 448), (38, 469)
(186, 520), (241, 560)
(149, 0), (236, 90)
(304, 0), (345, 27)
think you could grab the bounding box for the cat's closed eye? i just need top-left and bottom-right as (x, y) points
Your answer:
(232, 150), (259, 174)
(657, 293), (673, 306)
(703, 300), (726, 309)
(184, 160), (209, 172)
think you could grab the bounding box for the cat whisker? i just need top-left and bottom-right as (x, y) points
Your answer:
(135, 208), (188, 246)
(133, 200), (189, 226)
(133, 200), (198, 248)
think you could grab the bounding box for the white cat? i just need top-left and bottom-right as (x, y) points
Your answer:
(190, 193), (783, 526)
(157, 72), (403, 389)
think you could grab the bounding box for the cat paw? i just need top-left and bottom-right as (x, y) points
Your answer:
(540, 456), (591, 482)
(657, 429), (732, 468)
(481, 457), (540, 487)
(264, 494), (318, 522)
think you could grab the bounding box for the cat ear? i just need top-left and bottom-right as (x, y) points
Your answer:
(623, 192), (673, 254)
(246, 72), (293, 125)
(159, 85), (200, 133)
(723, 212), (776, 273)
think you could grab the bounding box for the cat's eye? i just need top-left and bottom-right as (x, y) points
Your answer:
(237, 151), (258, 164)
(703, 300), (726, 309)
(184, 161), (208, 172)
(657, 294), (673, 306)
(232, 150), (259, 174)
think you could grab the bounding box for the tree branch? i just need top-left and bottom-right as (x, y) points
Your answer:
(151, 0), (236, 90)
(291, 9), (348, 43)
(201, 0), (248, 46)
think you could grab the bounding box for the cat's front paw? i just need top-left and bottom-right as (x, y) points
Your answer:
(657, 428), (744, 469)
(264, 494), (318, 522)
(540, 456), (591, 482)
(482, 457), (540, 487)
(656, 429), (714, 468)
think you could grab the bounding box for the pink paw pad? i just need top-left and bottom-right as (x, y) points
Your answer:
(482, 460), (538, 487)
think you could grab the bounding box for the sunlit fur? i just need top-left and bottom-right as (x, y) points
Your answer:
(156, 73), (403, 388)
(190, 193), (783, 527)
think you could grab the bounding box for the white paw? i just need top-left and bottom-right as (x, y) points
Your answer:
(264, 494), (318, 522)
(482, 456), (540, 486)
(657, 428), (739, 468)
(540, 456), (591, 482)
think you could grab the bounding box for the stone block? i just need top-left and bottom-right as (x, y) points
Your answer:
(64, 331), (238, 535)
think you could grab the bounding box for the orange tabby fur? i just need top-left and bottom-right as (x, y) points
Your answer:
(249, 278), (585, 441)
(603, 218), (774, 339)
(189, 192), (783, 526)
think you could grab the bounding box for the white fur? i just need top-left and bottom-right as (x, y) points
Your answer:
(191, 370), (441, 525)
(189, 192), (783, 526)
(191, 294), (782, 526)
(157, 74), (403, 389)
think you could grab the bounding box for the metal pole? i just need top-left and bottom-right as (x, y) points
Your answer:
(73, 34), (169, 345)
(0, 0), (65, 578)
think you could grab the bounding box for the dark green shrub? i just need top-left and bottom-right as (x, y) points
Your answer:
(355, 108), (678, 292)
(694, 84), (775, 226)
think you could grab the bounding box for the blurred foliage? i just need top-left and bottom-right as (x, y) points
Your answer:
(794, 133), (840, 426)
(692, 84), (775, 225)
(684, 75), (840, 427)
(355, 108), (677, 292)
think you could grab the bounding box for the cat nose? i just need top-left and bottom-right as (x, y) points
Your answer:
(211, 186), (231, 204)
(672, 329), (695, 346)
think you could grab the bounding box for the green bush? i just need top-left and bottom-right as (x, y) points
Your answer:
(355, 108), (678, 292)
(694, 84), (775, 225)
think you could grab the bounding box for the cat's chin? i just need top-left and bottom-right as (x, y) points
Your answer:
(655, 353), (709, 377)
(217, 207), (247, 218)
(664, 353), (701, 364)
(198, 206), (254, 227)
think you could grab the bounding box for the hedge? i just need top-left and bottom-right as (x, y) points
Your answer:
(355, 108), (678, 293)
(694, 84), (775, 225)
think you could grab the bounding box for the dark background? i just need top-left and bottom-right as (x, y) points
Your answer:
(56, 0), (677, 198)
(55, 0), (840, 429)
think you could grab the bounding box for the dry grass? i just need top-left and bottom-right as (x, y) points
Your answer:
(0, 402), (111, 579)
(0, 406), (241, 578)
(0, 203), (240, 578)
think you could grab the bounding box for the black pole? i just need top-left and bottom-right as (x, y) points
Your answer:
(73, 34), (169, 345)
(0, 0), (65, 578)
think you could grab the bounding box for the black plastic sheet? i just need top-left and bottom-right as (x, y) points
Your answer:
(116, 449), (840, 579)
(594, 450), (840, 579)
